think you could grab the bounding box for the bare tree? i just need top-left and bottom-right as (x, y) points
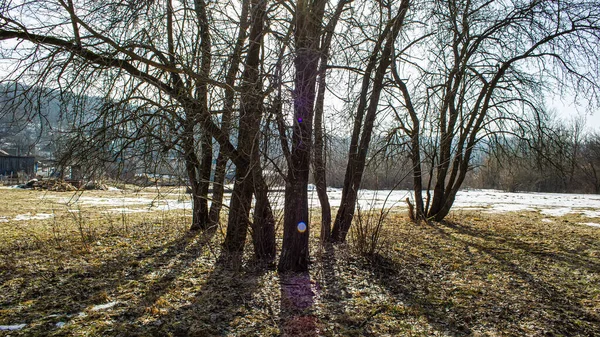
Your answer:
(223, 0), (276, 260)
(581, 132), (600, 194)
(312, 0), (350, 243)
(277, 0), (328, 272)
(390, 0), (600, 221)
(0, 0), (276, 255)
(330, 0), (410, 243)
(208, 0), (251, 229)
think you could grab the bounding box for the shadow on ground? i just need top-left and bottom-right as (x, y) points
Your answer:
(361, 219), (600, 336)
(2, 213), (599, 336)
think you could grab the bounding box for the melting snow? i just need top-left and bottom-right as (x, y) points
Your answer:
(581, 210), (600, 218)
(29, 188), (600, 218)
(297, 189), (600, 218)
(540, 207), (574, 217)
(57, 196), (152, 207)
(50, 195), (193, 213)
(580, 222), (600, 228)
(0, 324), (26, 330)
(91, 301), (118, 311)
(13, 213), (54, 221)
(290, 188), (600, 217)
(104, 208), (150, 214)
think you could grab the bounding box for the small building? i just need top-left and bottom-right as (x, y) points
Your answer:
(0, 149), (36, 176)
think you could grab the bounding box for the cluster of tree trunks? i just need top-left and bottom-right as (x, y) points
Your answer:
(1, 0), (599, 273)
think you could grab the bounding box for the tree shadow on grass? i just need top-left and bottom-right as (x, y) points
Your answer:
(434, 220), (600, 334)
(312, 243), (381, 336)
(318, 243), (344, 306)
(363, 220), (600, 336)
(279, 271), (319, 337)
(108, 228), (219, 333)
(442, 219), (600, 273)
(1, 228), (214, 335)
(118, 251), (272, 336)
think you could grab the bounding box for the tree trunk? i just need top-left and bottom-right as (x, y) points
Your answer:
(208, 0), (250, 228)
(313, 77), (332, 242)
(312, 0), (348, 243)
(184, 130), (209, 231)
(208, 146), (229, 227)
(183, 0), (212, 231)
(331, 1), (409, 243)
(223, 0), (273, 257)
(223, 159), (253, 253)
(252, 162), (276, 260)
(410, 131), (425, 218)
(278, 0), (327, 273)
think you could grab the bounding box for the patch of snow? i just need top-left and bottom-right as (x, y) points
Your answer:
(55, 322), (66, 328)
(489, 204), (535, 213)
(540, 208), (573, 217)
(541, 218), (553, 223)
(0, 324), (26, 330)
(451, 190), (600, 215)
(283, 189), (600, 217)
(581, 210), (600, 218)
(107, 187), (121, 191)
(28, 187), (600, 219)
(91, 301), (118, 311)
(104, 208), (150, 214)
(52, 195), (196, 213)
(13, 213), (54, 221)
(580, 222), (600, 228)
(56, 196), (152, 207)
(152, 199), (193, 211)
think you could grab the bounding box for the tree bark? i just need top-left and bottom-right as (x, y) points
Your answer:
(223, 0), (274, 257)
(184, 127), (209, 231)
(251, 157), (276, 260)
(278, 0), (327, 273)
(331, 1), (409, 243)
(208, 0), (250, 228)
(313, 69), (332, 242)
(312, 0), (349, 243)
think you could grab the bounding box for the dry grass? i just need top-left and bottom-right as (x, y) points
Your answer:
(0, 188), (599, 336)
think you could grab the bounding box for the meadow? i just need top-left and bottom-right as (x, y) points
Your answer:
(0, 186), (599, 336)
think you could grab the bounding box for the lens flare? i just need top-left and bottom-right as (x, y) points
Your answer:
(297, 221), (307, 233)
(297, 117), (303, 123)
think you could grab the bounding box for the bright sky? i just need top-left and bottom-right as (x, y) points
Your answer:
(550, 96), (600, 133)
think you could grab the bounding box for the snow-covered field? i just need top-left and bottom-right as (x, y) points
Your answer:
(324, 188), (600, 217)
(56, 188), (600, 216)
(5, 187), (600, 227)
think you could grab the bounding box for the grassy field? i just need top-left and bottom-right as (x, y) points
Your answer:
(0, 187), (599, 336)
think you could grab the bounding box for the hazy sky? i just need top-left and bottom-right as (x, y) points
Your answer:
(550, 95), (599, 132)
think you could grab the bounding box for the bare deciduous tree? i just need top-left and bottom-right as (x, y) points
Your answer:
(391, 0), (600, 221)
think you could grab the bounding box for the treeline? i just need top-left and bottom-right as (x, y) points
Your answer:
(326, 116), (600, 195)
(472, 118), (600, 194)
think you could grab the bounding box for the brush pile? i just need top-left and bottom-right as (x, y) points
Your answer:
(18, 179), (77, 192)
